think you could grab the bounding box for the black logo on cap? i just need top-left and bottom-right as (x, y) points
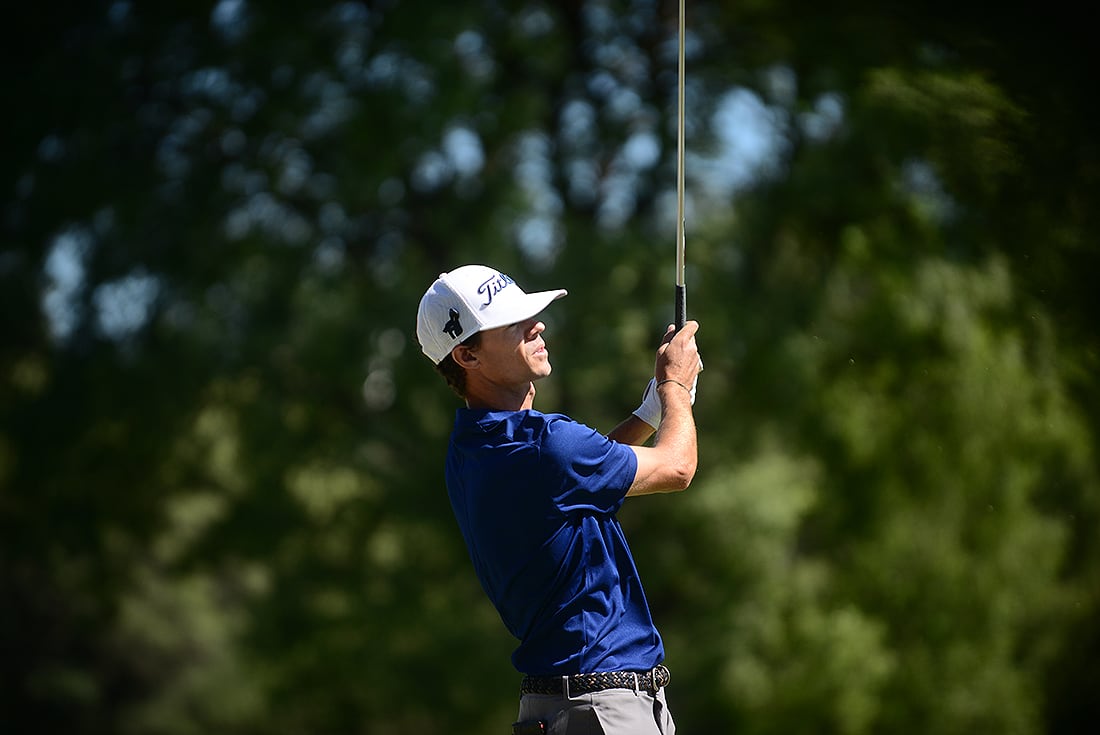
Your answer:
(442, 308), (463, 339)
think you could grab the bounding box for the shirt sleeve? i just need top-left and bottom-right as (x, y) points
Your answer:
(538, 415), (638, 515)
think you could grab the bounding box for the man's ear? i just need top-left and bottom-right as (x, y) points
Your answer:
(452, 343), (479, 369)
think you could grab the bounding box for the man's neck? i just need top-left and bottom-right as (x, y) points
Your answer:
(465, 381), (537, 412)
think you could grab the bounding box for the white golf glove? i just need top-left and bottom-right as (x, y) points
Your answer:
(632, 372), (698, 430)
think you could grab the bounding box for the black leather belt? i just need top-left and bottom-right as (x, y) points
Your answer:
(520, 664), (671, 697)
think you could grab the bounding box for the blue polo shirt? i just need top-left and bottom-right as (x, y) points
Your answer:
(445, 407), (665, 676)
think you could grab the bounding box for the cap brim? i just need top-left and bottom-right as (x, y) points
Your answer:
(477, 288), (567, 332)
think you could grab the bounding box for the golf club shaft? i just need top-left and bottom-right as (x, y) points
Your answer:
(675, 0), (686, 332)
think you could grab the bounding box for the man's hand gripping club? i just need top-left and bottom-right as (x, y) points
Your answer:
(625, 321), (702, 496)
(633, 323), (702, 430)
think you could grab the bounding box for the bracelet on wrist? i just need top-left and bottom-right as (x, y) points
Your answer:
(656, 379), (691, 394)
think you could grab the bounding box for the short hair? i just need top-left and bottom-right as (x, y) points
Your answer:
(434, 331), (482, 398)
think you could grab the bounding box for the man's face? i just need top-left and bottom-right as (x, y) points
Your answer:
(473, 317), (552, 385)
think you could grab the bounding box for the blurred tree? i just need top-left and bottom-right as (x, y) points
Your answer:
(2, 1), (1097, 734)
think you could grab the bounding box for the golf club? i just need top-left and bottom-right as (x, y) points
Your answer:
(675, 0), (687, 332)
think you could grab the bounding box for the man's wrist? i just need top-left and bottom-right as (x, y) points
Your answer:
(633, 377), (662, 429)
(656, 379), (692, 395)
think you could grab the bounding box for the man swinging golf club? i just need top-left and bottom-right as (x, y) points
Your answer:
(416, 264), (701, 734)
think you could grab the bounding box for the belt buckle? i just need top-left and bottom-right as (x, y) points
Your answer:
(650, 664), (669, 692)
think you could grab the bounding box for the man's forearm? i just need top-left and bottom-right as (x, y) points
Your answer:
(608, 414), (657, 446)
(625, 384), (698, 496)
(653, 381), (697, 469)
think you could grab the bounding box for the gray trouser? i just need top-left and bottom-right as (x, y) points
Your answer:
(515, 687), (676, 735)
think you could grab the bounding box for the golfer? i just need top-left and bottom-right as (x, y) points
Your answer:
(416, 264), (701, 735)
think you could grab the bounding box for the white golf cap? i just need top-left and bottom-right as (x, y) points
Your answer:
(416, 264), (567, 364)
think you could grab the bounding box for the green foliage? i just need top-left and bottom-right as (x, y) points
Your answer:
(3, 1), (1098, 734)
